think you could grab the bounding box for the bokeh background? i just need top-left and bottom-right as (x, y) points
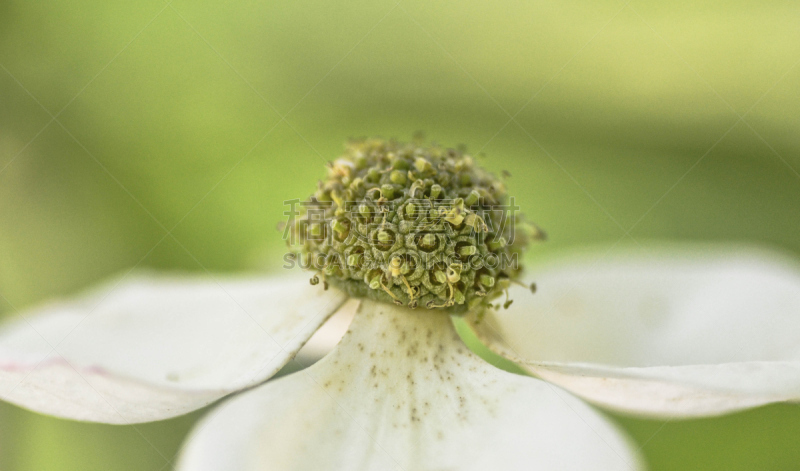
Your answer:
(1, 0), (799, 469)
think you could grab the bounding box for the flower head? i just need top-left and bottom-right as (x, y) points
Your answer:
(288, 138), (542, 312)
(0, 139), (799, 471)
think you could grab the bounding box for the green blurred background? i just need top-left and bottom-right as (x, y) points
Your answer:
(1, 0), (799, 469)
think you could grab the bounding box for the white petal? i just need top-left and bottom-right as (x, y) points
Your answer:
(0, 273), (348, 423)
(178, 300), (643, 471)
(469, 246), (800, 417)
(293, 299), (357, 364)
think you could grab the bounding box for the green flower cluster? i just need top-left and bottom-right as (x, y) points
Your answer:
(288, 138), (543, 313)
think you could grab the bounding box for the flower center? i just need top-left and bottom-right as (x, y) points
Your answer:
(288, 137), (543, 313)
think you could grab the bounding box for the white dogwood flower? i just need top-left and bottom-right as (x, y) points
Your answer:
(1, 140), (798, 470)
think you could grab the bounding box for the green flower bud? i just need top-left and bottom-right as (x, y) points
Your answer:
(390, 170), (407, 185)
(414, 157), (433, 173)
(377, 230), (392, 244)
(366, 168), (381, 183)
(488, 237), (507, 250)
(405, 202), (418, 218)
(464, 189), (480, 207)
(479, 274), (495, 288)
(391, 156), (409, 170)
(368, 274), (382, 290)
(347, 254), (363, 267)
(458, 245), (477, 256)
(380, 184), (395, 199)
(420, 233), (436, 249)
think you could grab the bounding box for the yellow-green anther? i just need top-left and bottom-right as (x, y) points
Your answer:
(453, 288), (465, 305)
(479, 274), (495, 287)
(430, 184), (442, 199)
(380, 184), (395, 199)
(458, 245), (477, 256)
(368, 274), (382, 290)
(444, 206), (465, 226)
(488, 237), (507, 250)
(464, 213), (482, 229)
(446, 264), (462, 283)
(390, 170), (407, 185)
(420, 233), (436, 249)
(347, 254), (362, 267)
(434, 270), (447, 284)
(414, 157), (433, 173)
(377, 230), (392, 244)
(309, 223), (323, 237)
(405, 202), (417, 217)
(390, 256), (403, 276)
(331, 219), (347, 234)
(358, 204), (371, 218)
(409, 179), (425, 197)
(464, 190), (480, 207)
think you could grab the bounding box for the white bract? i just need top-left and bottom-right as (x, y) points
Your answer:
(1, 246), (799, 470)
